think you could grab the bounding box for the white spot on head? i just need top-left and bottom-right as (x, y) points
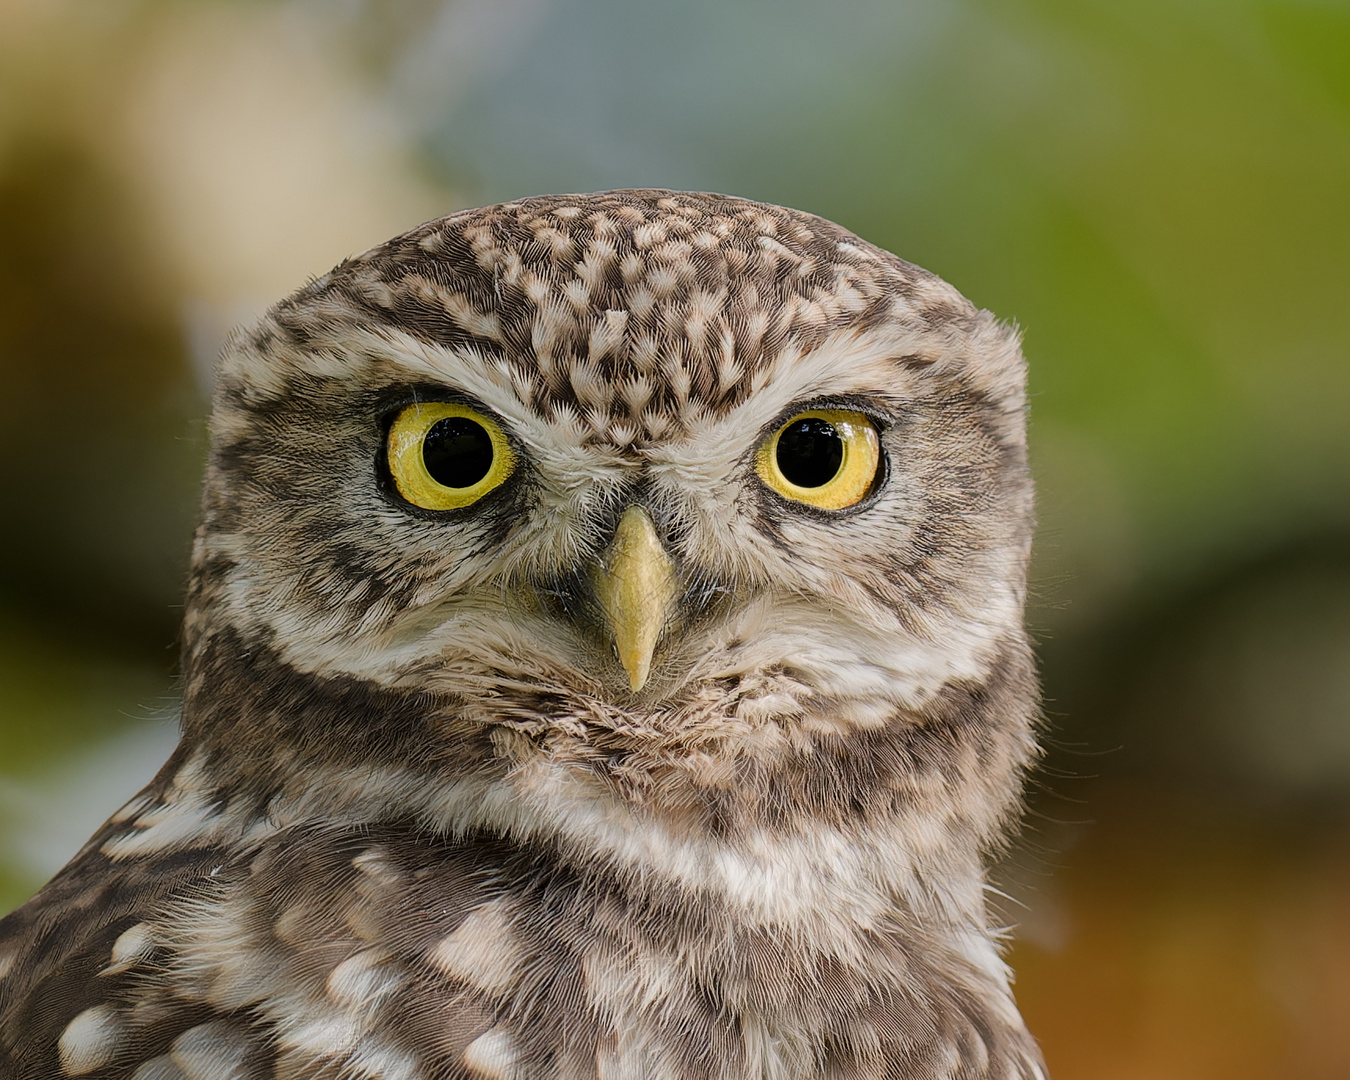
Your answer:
(58, 1004), (124, 1076)
(0, 950), (13, 980)
(645, 266), (679, 298)
(633, 222), (666, 248)
(462, 1028), (521, 1079)
(564, 278), (596, 311)
(429, 901), (524, 996)
(619, 252), (643, 282)
(437, 289), (504, 343)
(588, 309), (628, 363)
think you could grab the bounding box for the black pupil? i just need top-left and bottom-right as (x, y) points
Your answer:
(776, 418), (844, 488)
(422, 417), (494, 489)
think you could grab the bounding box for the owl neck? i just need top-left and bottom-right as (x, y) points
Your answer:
(180, 621), (1036, 921)
(165, 623), (1044, 1073)
(184, 618), (1032, 824)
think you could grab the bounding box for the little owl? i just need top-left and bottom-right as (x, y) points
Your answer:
(0, 191), (1045, 1079)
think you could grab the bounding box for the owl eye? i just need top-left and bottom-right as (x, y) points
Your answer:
(755, 409), (881, 510)
(386, 402), (515, 510)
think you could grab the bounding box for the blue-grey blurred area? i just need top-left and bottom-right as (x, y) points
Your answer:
(1, 0), (1347, 1074)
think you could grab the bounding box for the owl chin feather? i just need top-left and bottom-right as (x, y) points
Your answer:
(0, 191), (1045, 1079)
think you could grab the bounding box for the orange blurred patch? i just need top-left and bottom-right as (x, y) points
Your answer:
(1011, 789), (1350, 1080)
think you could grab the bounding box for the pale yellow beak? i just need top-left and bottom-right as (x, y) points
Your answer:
(592, 505), (679, 692)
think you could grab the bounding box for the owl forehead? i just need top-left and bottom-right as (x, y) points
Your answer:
(261, 190), (976, 448)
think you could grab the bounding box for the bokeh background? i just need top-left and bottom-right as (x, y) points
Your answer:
(2, 0), (1348, 1074)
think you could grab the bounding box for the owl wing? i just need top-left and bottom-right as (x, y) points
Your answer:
(0, 789), (518, 1079)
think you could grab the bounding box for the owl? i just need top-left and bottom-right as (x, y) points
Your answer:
(0, 191), (1044, 1079)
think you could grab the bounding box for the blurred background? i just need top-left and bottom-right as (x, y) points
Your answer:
(1, 0), (1347, 1074)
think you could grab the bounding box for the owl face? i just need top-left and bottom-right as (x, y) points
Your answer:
(187, 191), (1031, 795)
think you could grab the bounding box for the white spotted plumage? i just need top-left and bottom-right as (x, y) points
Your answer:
(0, 190), (1045, 1078)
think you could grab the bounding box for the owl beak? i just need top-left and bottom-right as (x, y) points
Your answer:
(592, 505), (680, 692)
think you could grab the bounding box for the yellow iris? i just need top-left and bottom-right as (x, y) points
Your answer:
(386, 402), (515, 510)
(755, 408), (881, 510)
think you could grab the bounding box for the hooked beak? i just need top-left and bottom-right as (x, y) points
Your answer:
(591, 505), (679, 692)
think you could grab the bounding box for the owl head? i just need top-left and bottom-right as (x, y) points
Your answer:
(181, 190), (1035, 846)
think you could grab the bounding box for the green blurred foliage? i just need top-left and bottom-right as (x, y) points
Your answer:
(0, 133), (204, 646)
